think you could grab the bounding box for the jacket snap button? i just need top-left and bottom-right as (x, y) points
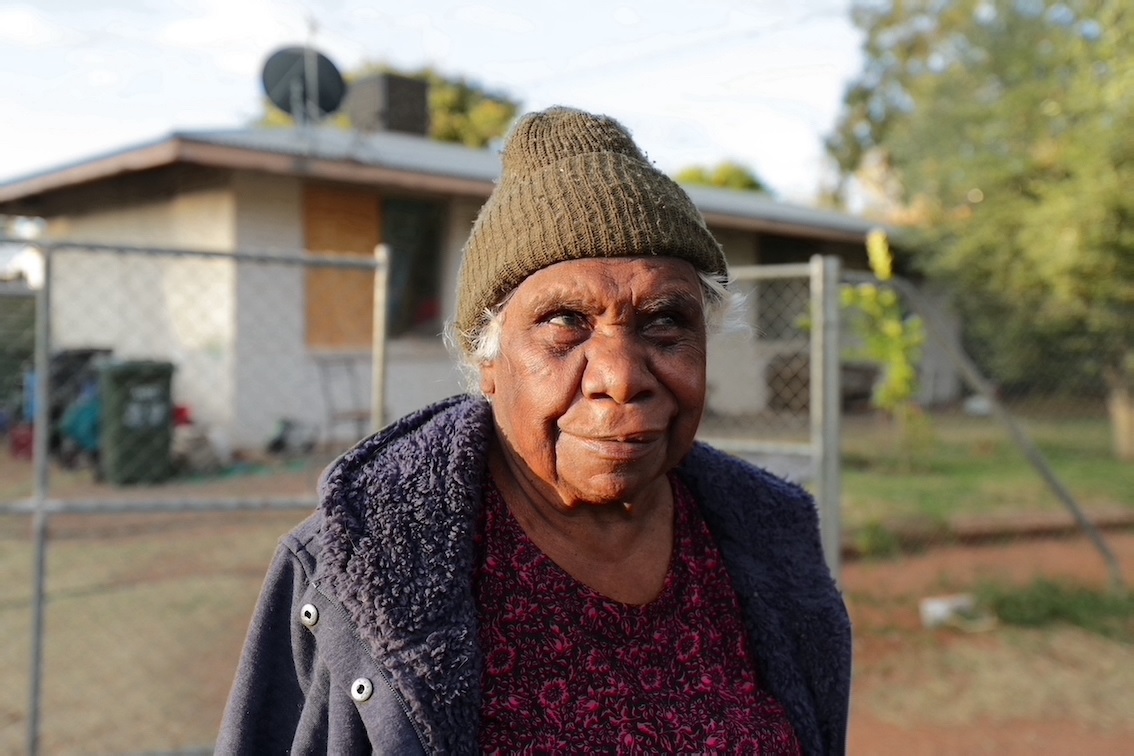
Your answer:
(299, 604), (319, 628)
(350, 677), (374, 703)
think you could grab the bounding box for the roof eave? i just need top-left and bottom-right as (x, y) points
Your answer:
(0, 138), (183, 206)
(700, 210), (869, 245)
(0, 137), (497, 212)
(174, 140), (496, 198)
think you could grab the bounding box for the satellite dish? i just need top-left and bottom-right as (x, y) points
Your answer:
(261, 46), (346, 123)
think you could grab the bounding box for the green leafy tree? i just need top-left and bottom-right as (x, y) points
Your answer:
(675, 161), (770, 193)
(410, 68), (519, 148)
(828, 0), (1134, 459)
(260, 63), (519, 149)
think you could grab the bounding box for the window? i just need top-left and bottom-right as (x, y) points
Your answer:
(303, 185), (446, 348)
(383, 199), (444, 337)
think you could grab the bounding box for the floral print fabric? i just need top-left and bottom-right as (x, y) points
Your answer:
(474, 474), (802, 754)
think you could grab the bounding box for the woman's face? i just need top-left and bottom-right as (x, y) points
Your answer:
(481, 256), (708, 509)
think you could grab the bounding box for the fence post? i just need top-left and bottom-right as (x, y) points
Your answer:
(810, 255), (842, 582)
(28, 243), (52, 756)
(370, 243), (389, 433)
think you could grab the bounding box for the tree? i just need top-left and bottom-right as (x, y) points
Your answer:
(828, 0), (1134, 459)
(675, 161), (771, 193)
(410, 67), (519, 148)
(260, 63), (520, 149)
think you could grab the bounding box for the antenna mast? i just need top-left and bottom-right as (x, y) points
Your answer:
(303, 16), (320, 126)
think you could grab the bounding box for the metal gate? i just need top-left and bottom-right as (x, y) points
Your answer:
(698, 256), (842, 577)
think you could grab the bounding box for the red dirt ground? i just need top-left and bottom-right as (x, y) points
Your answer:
(844, 531), (1134, 755)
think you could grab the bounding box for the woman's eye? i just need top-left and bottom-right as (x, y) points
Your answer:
(547, 311), (587, 329)
(645, 311), (687, 331)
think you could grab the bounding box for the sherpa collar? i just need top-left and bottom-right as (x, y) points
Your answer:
(317, 395), (493, 755)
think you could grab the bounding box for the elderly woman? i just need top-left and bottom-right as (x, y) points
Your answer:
(218, 107), (851, 754)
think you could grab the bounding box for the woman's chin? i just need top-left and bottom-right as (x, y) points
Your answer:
(557, 470), (669, 511)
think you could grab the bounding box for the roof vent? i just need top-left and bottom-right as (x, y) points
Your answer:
(344, 74), (430, 136)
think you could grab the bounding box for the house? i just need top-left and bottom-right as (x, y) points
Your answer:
(0, 107), (950, 450)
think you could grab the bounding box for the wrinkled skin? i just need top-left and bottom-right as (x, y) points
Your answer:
(481, 256), (708, 513)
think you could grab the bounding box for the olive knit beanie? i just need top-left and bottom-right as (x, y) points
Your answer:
(454, 105), (727, 351)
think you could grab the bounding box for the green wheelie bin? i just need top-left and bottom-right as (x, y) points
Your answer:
(99, 360), (175, 485)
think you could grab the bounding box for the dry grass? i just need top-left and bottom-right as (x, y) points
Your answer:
(0, 510), (305, 754)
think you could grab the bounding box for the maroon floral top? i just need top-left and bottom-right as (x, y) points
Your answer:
(474, 475), (802, 754)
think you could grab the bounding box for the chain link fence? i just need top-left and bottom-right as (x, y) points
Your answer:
(1, 240), (387, 754)
(839, 271), (1130, 585)
(1, 238), (1129, 753)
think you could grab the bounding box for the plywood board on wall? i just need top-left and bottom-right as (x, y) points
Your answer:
(303, 184), (382, 349)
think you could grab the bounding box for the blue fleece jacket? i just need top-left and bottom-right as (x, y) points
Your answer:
(217, 395), (852, 754)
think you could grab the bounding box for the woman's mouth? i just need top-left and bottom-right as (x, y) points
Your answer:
(561, 431), (664, 460)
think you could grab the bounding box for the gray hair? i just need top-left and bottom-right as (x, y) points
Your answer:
(445, 270), (748, 395)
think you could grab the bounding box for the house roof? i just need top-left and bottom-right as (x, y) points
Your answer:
(0, 127), (876, 243)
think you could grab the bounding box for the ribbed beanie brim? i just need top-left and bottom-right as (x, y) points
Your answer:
(454, 106), (727, 351)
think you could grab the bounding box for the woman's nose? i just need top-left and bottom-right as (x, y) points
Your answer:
(580, 329), (657, 404)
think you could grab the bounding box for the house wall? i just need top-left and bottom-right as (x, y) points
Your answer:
(714, 227), (760, 267)
(915, 284), (963, 406)
(705, 226), (766, 414)
(229, 172), (322, 449)
(227, 173), (469, 449)
(38, 174), (333, 452)
(43, 187), (240, 443)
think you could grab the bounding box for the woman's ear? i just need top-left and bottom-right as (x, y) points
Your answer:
(479, 363), (496, 398)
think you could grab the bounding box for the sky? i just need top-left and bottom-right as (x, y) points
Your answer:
(0, 0), (864, 204)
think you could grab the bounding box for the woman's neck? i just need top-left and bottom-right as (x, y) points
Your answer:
(487, 445), (674, 605)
